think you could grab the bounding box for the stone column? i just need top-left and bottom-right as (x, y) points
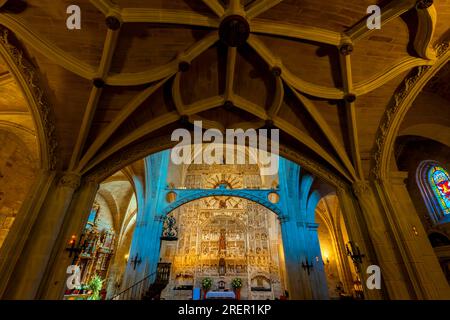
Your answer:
(352, 180), (413, 299)
(37, 179), (99, 299)
(105, 220), (136, 299)
(331, 218), (356, 295)
(144, 216), (164, 276)
(305, 222), (329, 300)
(0, 169), (56, 297)
(120, 151), (170, 294)
(336, 185), (384, 300)
(374, 172), (450, 299)
(120, 214), (163, 296)
(121, 213), (149, 290)
(0, 172), (81, 299)
(279, 216), (311, 299)
(105, 245), (128, 299)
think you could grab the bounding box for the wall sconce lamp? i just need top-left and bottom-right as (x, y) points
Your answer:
(301, 258), (313, 276)
(130, 253), (142, 270)
(346, 241), (365, 272)
(65, 234), (84, 263)
(322, 251), (330, 266)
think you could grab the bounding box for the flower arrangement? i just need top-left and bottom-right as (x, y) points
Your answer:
(87, 275), (104, 300)
(201, 277), (212, 290)
(231, 278), (243, 289)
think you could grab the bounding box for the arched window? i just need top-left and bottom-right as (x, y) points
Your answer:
(428, 166), (450, 215)
(417, 161), (450, 224)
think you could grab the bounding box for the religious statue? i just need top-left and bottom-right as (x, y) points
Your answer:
(219, 258), (226, 276)
(219, 199), (227, 208)
(161, 212), (178, 240)
(219, 229), (226, 252)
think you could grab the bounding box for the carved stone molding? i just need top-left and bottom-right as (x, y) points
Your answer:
(92, 202), (100, 212)
(371, 66), (430, 179)
(58, 173), (81, 190)
(413, 1), (436, 59)
(93, 78), (105, 88)
(84, 131), (349, 190)
(278, 215), (289, 224)
(339, 43), (353, 56)
(271, 66), (282, 77)
(436, 42), (450, 58)
(305, 222), (319, 230)
(219, 14), (250, 47)
(0, 26), (58, 170)
(178, 61), (190, 72)
(161, 188), (282, 216)
(352, 180), (370, 198)
(161, 212), (178, 240)
(371, 41), (450, 180)
(105, 16), (122, 31)
(279, 145), (348, 189)
(416, 0), (433, 10)
(344, 93), (356, 103)
(84, 134), (174, 183)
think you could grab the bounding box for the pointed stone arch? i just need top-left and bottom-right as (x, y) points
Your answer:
(0, 26), (57, 170)
(373, 42), (450, 180)
(160, 188), (282, 217)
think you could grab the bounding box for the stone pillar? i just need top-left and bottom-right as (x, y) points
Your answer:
(37, 179), (99, 299)
(374, 172), (450, 299)
(0, 172), (81, 299)
(105, 221), (135, 299)
(144, 216), (164, 276)
(336, 185), (384, 300)
(305, 222), (329, 300)
(121, 214), (149, 290)
(120, 151), (170, 293)
(121, 214), (163, 294)
(331, 217), (355, 295)
(0, 169), (56, 297)
(279, 216), (312, 299)
(277, 158), (313, 299)
(352, 180), (413, 299)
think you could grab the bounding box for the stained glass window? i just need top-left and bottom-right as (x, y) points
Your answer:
(417, 161), (450, 224)
(87, 205), (99, 224)
(428, 165), (450, 216)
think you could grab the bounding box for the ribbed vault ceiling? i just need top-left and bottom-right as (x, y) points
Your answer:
(0, 0), (448, 183)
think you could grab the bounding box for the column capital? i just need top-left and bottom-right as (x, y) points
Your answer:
(295, 221), (318, 229)
(137, 221), (148, 227)
(306, 222), (319, 230)
(278, 215), (289, 224)
(352, 180), (371, 197)
(58, 172), (81, 190)
(371, 171), (409, 188)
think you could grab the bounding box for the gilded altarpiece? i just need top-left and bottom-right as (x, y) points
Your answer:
(161, 164), (286, 300)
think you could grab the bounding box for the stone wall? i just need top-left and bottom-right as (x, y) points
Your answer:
(396, 136), (450, 284)
(396, 137), (450, 236)
(0, 129), (37, 248)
